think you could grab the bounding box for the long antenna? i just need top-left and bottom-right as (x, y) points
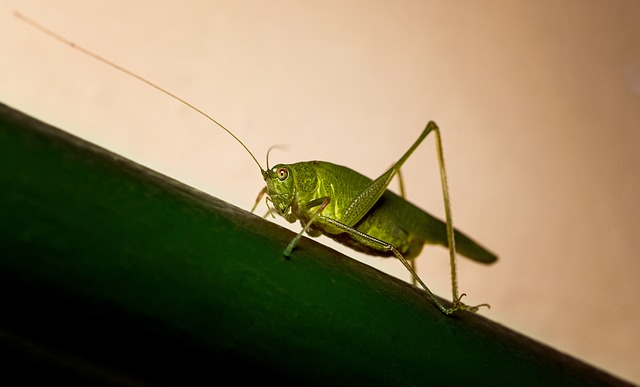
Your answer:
(13, 11), (265, 172)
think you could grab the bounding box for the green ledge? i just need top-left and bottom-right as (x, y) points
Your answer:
(0, 103), (629, 386)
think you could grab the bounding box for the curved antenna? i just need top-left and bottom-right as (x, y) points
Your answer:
(14, 11), (265, 173)
(265, 145), (287, 170)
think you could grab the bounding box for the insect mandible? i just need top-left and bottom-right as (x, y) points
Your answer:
(15, 12), (498, 315)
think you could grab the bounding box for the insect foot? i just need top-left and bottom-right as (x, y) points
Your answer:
(449, 293), (491, 314)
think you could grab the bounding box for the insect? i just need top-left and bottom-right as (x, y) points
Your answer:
(15, 12), (497, 315)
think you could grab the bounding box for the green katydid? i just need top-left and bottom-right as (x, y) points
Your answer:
(15, 11), (497, 315)
(253, 123), (497, 314)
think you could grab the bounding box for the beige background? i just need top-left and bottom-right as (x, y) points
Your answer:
(2, 1), (639, 383)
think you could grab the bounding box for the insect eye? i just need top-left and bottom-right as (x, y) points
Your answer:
(277, 167), (289, 181)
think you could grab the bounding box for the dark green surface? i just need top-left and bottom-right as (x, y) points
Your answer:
(0, 102), (630, 386)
